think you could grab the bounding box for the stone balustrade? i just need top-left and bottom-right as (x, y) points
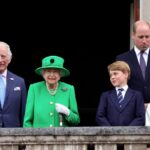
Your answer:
(0, 127), (150, 150)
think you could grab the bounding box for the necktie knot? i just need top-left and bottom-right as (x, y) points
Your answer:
(118, 88), (124, 92)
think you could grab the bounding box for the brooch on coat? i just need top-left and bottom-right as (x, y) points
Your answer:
(61, 87), (68, 91)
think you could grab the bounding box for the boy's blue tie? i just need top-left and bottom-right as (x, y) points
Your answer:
(0, 75), (5, 108)
(117, 88), (124, 104)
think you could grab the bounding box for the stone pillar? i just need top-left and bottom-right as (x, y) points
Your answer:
(140, 0), (150, 22)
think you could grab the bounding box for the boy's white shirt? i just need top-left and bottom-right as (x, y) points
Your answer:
(146, 104), (150, 126)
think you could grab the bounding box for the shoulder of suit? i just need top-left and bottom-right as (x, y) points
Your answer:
(30, 81), (44, 86)
(116, 49), (134, 58)
(30, 81), (74, 88)
(129, 87), (142, 95)
(101, 89), (113, 96)
(7, 71), (25, 81)
(59, 81), (73, 88)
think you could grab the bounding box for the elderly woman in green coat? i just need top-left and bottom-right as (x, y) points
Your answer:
(23, 55), (80, 127)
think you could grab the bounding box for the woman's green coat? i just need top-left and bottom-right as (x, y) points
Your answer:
(23, 81), (80, 127)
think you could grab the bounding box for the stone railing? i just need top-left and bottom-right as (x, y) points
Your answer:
(0, 127), (150, 150)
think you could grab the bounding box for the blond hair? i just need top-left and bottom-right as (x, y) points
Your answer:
(107, 61), (131, 79)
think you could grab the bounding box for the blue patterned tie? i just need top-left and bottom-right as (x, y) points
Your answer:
(140, 51), (146, 79)
(0, 75), (5, 108)
(117, 88), (124, 104)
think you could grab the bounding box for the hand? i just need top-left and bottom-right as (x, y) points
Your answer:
(55, 103), (70, 116)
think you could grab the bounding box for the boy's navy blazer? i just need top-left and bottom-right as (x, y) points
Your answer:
(0, 71), (27, 127)
(96, 87), (145, 126)
(116, 48), (150, 103)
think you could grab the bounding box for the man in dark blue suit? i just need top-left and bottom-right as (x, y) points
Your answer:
(116, 20), (150, 108)
(0, 41), (27, 127)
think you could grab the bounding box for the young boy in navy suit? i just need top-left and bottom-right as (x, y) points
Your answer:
(96, 61), (145, 149)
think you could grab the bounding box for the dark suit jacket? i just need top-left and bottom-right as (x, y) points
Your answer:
(96, 88), (145, 126)
(116, 49), (150, 103)
(0, 71), (27, 127)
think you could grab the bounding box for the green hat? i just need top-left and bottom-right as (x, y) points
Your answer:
(35, 55), (70, 77)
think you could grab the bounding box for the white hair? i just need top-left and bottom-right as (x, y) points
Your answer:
(0, 41), (12, 59)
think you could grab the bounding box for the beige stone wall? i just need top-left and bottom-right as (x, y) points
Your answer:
(0, 127), (150, 150)
(140, 0), (150, 22)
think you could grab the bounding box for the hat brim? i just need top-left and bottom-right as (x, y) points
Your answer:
(35, 66), (70, 77)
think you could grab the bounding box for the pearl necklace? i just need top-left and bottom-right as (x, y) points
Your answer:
(46, 83), (59, 95)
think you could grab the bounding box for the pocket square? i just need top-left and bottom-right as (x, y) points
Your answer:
(10, 78), (14, 80)
(14, 87), (21, 91)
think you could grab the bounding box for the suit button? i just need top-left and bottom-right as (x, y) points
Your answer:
(50, 112), (53, 116)
(50, 102), (53, 105)
(50, 124), (53, 127)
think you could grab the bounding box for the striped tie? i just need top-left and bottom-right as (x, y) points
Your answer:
(117, 88), (124, 104)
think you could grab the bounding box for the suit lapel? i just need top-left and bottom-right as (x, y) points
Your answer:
(130, 49), (144, 79)
(110, 89), (121, 111)
(119, 88), (133, 111)
(110, 88), (134, 112)
(145, 49), (150, 80)
(3, 72), (15, 108)
(55, 82), (69, 102)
